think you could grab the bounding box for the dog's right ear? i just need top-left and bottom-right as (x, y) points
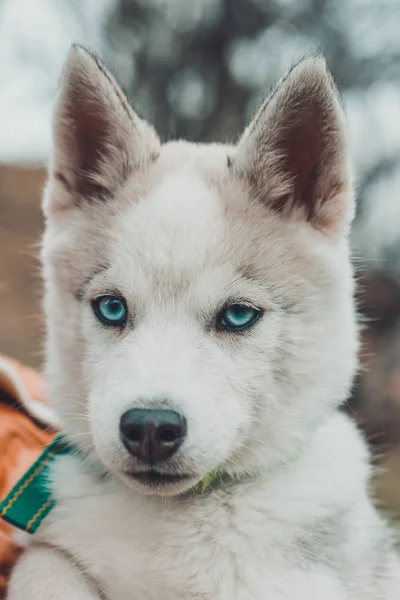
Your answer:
(45, 45), (160, 214)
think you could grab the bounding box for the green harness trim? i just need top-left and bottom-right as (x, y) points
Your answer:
(0, 434), (227, 534)
(0, 434), (72, 534)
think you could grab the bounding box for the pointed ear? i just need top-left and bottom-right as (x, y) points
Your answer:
(232, 56), (353, 235)
(46, 45), (160, 212)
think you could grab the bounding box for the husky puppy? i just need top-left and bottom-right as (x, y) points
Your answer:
(8, 46), (400, 599)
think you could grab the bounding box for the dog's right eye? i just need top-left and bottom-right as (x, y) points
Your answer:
(92, 295), (127, 327)
(216, 303), (262, 332)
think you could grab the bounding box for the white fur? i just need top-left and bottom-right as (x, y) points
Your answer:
(8, 47), (400, 599)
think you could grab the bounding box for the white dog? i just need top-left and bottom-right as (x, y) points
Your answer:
(7, 46), (400, 599)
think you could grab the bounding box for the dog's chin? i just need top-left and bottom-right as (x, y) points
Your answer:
(118, 469), (199, 497)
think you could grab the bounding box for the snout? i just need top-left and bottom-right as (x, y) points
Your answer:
(119, 408), (186, 465)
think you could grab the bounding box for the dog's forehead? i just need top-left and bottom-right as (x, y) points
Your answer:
(114, 151), (228, 277)
(136, 169), (220, 238)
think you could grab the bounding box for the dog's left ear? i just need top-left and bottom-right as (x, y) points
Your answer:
(45, 45), (160, 213)
(232, 56), (353, 235)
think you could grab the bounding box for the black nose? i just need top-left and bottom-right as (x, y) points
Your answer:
(120, 409), (186, 465)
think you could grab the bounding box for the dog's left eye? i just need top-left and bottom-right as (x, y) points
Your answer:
(217, 303), (261, 332)
(92, 295), (127, 327)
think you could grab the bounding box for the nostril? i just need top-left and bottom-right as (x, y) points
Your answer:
(157, 425), (182, 444)
(124, 425), (143, 444)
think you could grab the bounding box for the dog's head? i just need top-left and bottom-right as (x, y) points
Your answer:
(42, 46), (357, 495)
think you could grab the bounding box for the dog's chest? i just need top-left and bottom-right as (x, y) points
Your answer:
(40, 465), (312, 600)
(37, 457), (352, 600)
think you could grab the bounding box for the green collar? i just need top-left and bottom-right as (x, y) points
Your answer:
(0, 434), (229, 534)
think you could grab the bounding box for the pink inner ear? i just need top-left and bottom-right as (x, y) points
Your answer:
(65, 82), (114, 198)
(273, 109), (322, 221)
(71, 99), (111, 175)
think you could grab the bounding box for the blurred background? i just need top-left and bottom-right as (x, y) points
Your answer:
(1, 0), (400, 512)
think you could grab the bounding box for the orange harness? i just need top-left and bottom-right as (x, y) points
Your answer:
(0, 355), (57, 595)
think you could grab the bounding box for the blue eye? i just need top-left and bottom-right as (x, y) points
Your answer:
(92, 295), (127, 327)
(217, 303), (261, 332)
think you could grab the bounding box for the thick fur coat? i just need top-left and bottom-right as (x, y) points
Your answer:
(8, 46), (400, 599)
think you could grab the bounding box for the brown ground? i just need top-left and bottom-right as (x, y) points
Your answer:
(0, 165), (46, 367)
